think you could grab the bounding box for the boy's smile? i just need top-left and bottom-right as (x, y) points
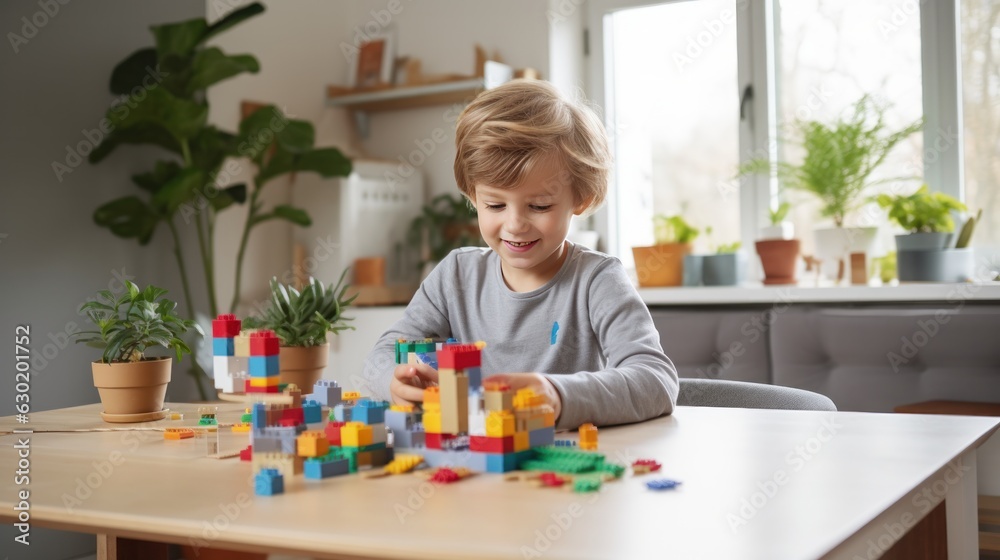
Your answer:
(473, 154), (587, 292)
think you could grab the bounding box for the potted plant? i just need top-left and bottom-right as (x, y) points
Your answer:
(74, 281), (196, 423)
(86, 3), (353, 400)
(876, 186), (978, 282)
(703, 242), (745, 287)
(738, 96), (922, 278)
(632, 215), (699, 287)
(756, 202), (801, 285)
(407, 193), (485, 278)
(249, 272), (357, 391)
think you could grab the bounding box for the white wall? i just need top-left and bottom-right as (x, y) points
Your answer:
(0, 3), (205, 557)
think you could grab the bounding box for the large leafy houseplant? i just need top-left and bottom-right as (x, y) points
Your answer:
(874, 185), (967, 234)
(738, 96), (922, 227)
(87, 4), (352, 398)
(74, 281), (197, 421)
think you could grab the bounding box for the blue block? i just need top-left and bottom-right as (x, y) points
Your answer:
(529, 426), (555, 448)
(248, 355), (279, 377)
(254, 469), (284, 496)
(309, 380), (342, 407)
(385, 410), (416, 433)
(252, 403), (266, 429)
(485, 452), (519, 473)
(393, 429), (424, 449)
(353, 399), (388, 424)
(646, 479), (682, 491)
(303, 400), (322, 424)
(251, 433), (282, 453)
(465, 366), (482, 392)
(415, 448), (487, 472)
(304, 458), (350, 479)
(416, 352), (438, 370)
(213, 338), (234, 356)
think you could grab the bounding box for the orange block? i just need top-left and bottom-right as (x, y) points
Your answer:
(164, 428), (194, 440)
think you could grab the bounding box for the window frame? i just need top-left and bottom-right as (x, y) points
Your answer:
(585, 0), (970, 270)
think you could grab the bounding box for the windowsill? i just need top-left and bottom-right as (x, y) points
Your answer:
(638, 282), (1000, 305)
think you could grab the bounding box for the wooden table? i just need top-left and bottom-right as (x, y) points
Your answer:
(1, 403), (997, 560)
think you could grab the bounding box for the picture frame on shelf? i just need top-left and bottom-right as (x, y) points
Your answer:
(347, 31), (395, 89)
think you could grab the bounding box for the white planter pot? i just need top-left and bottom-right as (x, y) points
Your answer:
(759, 222), (795, 241)
(813, 227), (880, 280)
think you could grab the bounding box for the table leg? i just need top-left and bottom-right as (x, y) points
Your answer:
(96, 533), (117, 560)
(946, 448), (979, 559)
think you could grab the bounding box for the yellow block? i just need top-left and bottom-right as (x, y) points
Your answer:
(486, 411), (515, 437)
(424, 387), (440, 404)
(423, 401), (441, 414)
(342, 391), (362, 401)
(297, 431), (331, 457)
(391, 404), (416, 413)
(341, 422), (374, 447)
(250, 376), (280, 387)
(513, 431), (530, 452)
(231, 423), (251, 433)
(423, 412), (442, 434)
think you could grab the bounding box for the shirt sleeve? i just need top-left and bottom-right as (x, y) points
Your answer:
(360, 255), (455, 402)
(543, 259), (679, 429)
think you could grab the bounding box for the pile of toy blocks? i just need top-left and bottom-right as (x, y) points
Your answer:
(391, 339), (556, 473)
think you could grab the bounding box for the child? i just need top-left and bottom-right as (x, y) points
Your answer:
(361, 79), (678, 428)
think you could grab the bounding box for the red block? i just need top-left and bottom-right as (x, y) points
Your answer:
(278, 418), (298, 427)
(437, 344), (481, 370)
(424, 433), (457, 450)
(246, 384), (278, 394)
(212, 314), (241, 338)
(470, 435), (514, 453)
(325, 421), (345, 446)
(281, 407), (304, 424)
(239, 445), (252, 462)
(249, 330), (280, 356)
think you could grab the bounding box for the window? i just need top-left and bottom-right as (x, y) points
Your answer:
(589, 0), (997, 277)
(960, 0), (999, 251)
(606, 1), (742, 265)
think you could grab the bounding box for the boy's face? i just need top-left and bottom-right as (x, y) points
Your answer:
(473, 154), (587, 290)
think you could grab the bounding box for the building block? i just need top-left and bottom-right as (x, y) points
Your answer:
(164, 428), (194, 440)
(280, 407), (305, 425)
(252, 452), (302, 478)
(252, 403), (266, 429)
(341, 422), (374, 447)
(425, 432), (461, 450)
(249, 330), (280, 356)
(469, 410), (487, 436)
(422, 411), (442, 434)
(370, 423), (388, 445)
(646, 479), (682, 491)
(249, 355), (280, 377)
(310, 380), (342, 407)
(297, 431), (330, 457)
(437, 344), (481, 370)
(485, 452), (520, 473)
(325, 421), (345, 446)
(212, 337), (234, 356)
(470, 435), (514, 453)
(234, 331), (254, 357)
(239, 445), (252, 461)
(384, 454), (424, 474)
(415, 351), (438, 369)
(332, 403), (354, 422)
(484, 384), (514, 412)
(580, 423), (598, 451)
(393, 429), (425, 449)
(486, 411), (515, 437)
(304, 456), (350, 479)
(528, 426), (555, 448)
(513, 388), (545, 409)
(415, 448), (488, 472)
(250, 375), (281, 388)
(385, 409), (419, 433)
(342, 391), (362, 401)
(354, 399), (389, 425)
(303, 400), (322, 424)
(439, 369), (469, 434)
(254, 468), (284, 496)
(465, 366), (482, 392)
(424, 386), (440, 404)
(212, 314), (241, 338)
(632, 459), (663, 474)
(513, 431), (530, 452)
(232, 423), (251, 433)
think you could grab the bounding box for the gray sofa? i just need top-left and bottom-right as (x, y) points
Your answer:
(651, 304), (1000, 412)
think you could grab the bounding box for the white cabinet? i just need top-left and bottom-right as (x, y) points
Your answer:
(324, 305), (407, 390)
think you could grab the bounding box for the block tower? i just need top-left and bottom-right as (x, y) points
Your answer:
(212, 314), (247, 393)
(247, 331), (280, 393)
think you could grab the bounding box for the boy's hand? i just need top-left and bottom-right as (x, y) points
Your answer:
(483, 373), (562, 421)
(390, 363), (439, 406)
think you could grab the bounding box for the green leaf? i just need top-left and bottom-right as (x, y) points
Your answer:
(261, 205), (311, 227)
(151, 17), (209, 61)
(93, 196), (160, 245)
(210, 184), (247, 212)
(132, 160), (182, 192)
(258, 146), (352, 184)
(185, 48), (260, 94)
(238, 105), (282, 164)
(152, 168), (208, 214)
(108, 87), (208, 143)
(109, 48), (159, 96)
(276, 120), (315, 154)
(89, 123), (182, 164)
(203, 3), (265, 42)
(189, 126), (237, 171)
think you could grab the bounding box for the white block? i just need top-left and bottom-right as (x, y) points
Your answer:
(469, 411), (487, 436)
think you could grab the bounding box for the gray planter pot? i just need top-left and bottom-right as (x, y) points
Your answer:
(702, 253), (745, 286)
(683, 255), (704, 286)
(895, 232), (954, 251)
(897, 248), (974, 282)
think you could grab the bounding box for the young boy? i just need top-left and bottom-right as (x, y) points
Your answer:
(361, 80), (677, 429)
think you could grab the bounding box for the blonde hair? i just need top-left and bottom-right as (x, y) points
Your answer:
(454, 80), (611, 215)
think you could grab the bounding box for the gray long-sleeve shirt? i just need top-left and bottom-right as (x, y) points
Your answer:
(361, 242), (678, 429)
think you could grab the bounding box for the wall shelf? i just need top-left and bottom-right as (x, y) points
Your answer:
(326, 79), (485, 137)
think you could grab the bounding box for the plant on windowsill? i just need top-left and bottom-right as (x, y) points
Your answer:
(632, 215), (699, 288)
(85, 3), (353, 400)
(737, 95), (922, 278)
(756, 201), (801, 285)
(73, 281), (198, 423)
(407, 193), (485, 277)
(245, 272), (357, 391)
(701, 239), (744, 287)
(874, 185), (979, 282)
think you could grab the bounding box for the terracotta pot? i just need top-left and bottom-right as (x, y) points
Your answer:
(279, 343), (329, 392)
(91, 357), (171, 416)
(756, 239), (801, 285)
(632, 243), (692, 287)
